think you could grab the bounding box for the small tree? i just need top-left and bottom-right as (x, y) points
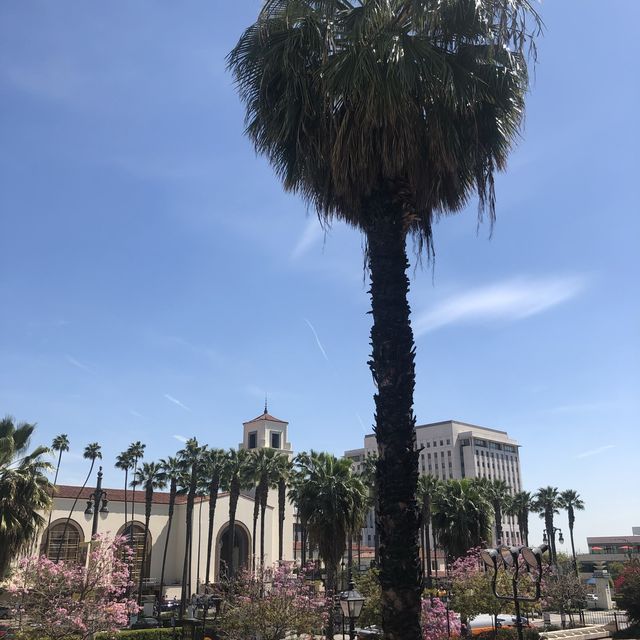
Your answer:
(614, 560), (640, 626)
(422, 597), (461, 640)
(7, 534), (138, 640)
(220, 564), (328, 640)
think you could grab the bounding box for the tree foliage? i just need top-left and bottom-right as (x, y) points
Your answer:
(614, 560), (640, 625)
(7, 535), (139, 640)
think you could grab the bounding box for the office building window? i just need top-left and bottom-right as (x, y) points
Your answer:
(248, 431), (257, 449)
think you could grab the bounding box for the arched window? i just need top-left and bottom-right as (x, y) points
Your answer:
(119, 523), (151, 587)
(41, 520), (84, 564)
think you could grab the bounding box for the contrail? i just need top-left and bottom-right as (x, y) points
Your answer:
(304, 318), (329, 361)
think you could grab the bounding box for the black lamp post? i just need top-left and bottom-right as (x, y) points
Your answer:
(339, 579), (365, 640)
(84, 466), (109, 537)
(481, 545), (547, 640)
(542, 528), (564, 566)
(201, 594), (222, 640)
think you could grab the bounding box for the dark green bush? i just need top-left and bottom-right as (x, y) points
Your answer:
(475, 628), (540, 640)
(612, 626), (640, 639)
(95, 628), (182, 640)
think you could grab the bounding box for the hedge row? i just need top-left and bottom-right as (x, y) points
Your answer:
(94, 628), (182, 640)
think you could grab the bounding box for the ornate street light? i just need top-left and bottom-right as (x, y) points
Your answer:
(481, 544), (548, 640)
(339, 579), (365, 640)
(84, 467), (109, 537)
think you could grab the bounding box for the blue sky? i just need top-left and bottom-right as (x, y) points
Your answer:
(1, 1), (638, 552)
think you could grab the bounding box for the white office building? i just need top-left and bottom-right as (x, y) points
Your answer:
(345, 419), (523, 566)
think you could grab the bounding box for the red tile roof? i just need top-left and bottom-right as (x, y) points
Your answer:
(52, 485), (234, 505)
(244, 411), (287, 425)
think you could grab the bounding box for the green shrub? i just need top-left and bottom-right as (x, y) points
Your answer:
(476, 628), (540, 640)
(94, 628), (182, 640)
(612, 626), (640, 640)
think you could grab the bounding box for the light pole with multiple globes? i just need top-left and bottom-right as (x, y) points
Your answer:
(481, 544), (548, 640)
(84, 466), (109, 537)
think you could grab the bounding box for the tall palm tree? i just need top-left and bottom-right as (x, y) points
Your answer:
(295, 451), (367, 640)
(43, 434), (70, 550)
(509, 491), (533, 546)
(417, 474), (439, 588)
(221, 448), (250, 577)
(203, 448), (226, 587)
(559, 489), (584, 576)
(177, 438), (206, 612)
(115, 451), (133, 529)
(229, 4), (540, 638)
(126, 441), (146, 543)
(56, 442), (101, 562)
(133, 461), (167, 603)
(533, 486), (561, 565)
(0, 417), (52, 575)
(431, 479), (491, 561)
(158, 455), (183, 600)
(486, 479), (512, 546)
(274, 453), (292, 563)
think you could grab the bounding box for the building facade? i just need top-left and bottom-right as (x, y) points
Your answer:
(577, 529), (640, 581)
(345, 419), (524, 566)
(34, 410), (296, 598)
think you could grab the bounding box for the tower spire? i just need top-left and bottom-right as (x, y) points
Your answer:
(264, 394), (268, 415)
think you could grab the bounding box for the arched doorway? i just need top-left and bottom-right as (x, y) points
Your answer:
(216, 523), (250, 579)
(117, 522), (152, 588)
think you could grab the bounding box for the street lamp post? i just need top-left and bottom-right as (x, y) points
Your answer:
(481, 545), (547, 640)
(339, 579), (365, 640)
(542, 528), (564, 566)
(84, 466), (109, 537)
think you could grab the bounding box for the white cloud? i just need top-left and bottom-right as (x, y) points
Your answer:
(164, 394), (191, 412)
(304, 318), (329, 361)
(291, 218), (323, 260)
(576, 444), (615, 459)
(413, 275), (587, 336)
(129, 410), (145, 419)
(173, 435), (188, 444)
(65, 354), (93, 373)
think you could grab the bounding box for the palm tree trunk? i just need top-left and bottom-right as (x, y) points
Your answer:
(44, 449), (64, 554)
(123, 468), (129, 529)
(366, 204), (421, 640)
(55, 460), (95, 562)
(159, 483), (176, 600)
(495, 504), (503, 546)
(569, 511), (578, 576)
(259, 486), (267, 571)
(180, 471), (197, 615)
(137, 491), (152, 604)
(196, 499), (203, 588)
(301, 521), (307, 566)
(325, 564), (337, 640)
(425, 514), (433, 589)
(252, 495), (259, 572)
(205, 478), (219, 587)
(130, 461), (138, 546)
(278, 478), (286, 563)
(228, 479), (239, 576)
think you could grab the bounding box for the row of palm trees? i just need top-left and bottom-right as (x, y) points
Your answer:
(412, 472), (585, 584)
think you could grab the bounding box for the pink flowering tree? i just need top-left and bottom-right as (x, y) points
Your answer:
(422, 597), (461, 640)
(7, 534), (139, 640)
(220, 563), (328, 640)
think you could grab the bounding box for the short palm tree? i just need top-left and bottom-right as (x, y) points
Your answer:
(431, 478), (491, 560)
(559, 489), (584, 575)
(533, 486), (561, 565)
(417, 474), (439, 588)
(0, 417), (52, 575)
(221, 448), (250, 577)
(295, 451), (366, 639)
(133, 462), (167, 603)
(229, 4), (541, 638)
(158, 455), (183, 599)
(56, 442), (101, 562)
(203, 448), (226, 586)
(509, 490), (533, 546)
